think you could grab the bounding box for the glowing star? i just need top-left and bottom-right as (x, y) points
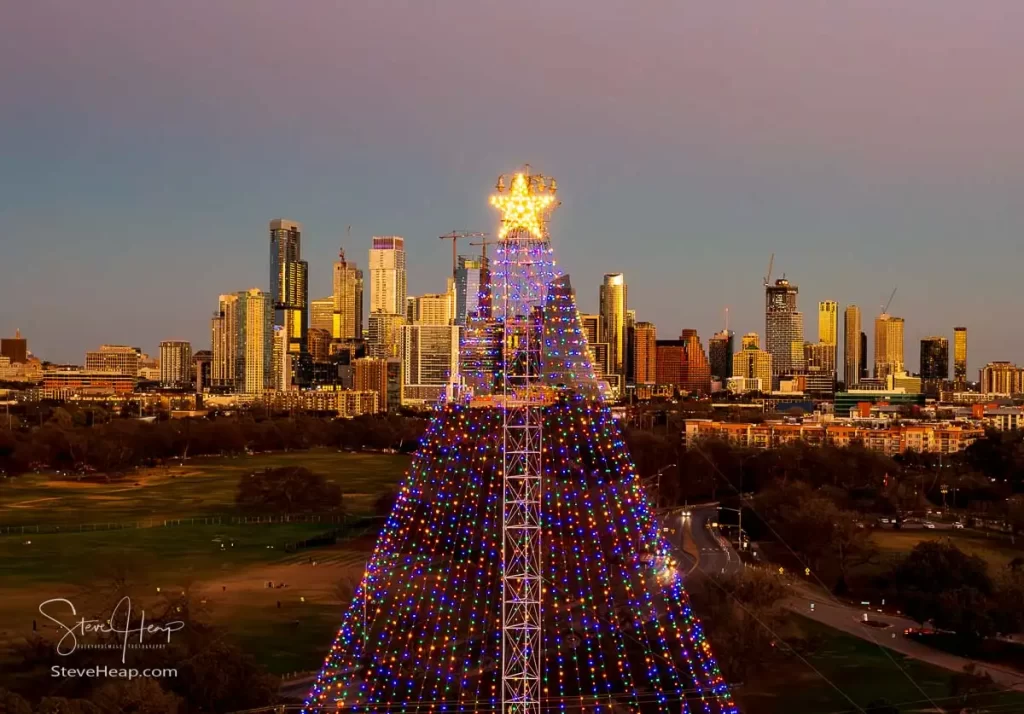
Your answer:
(490, 168), (559, 239)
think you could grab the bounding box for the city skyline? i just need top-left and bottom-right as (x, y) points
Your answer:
(4, 3), (1024, 367)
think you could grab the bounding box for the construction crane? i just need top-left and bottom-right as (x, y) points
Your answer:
(763, 253), (774, 287)
(882, 287), (897, 315)
(439, 231), (489, 278)
(469, 237), (500, 319)
(469, 237), (499, 262)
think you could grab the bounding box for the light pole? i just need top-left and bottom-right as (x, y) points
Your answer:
(643, 462), (677, 510)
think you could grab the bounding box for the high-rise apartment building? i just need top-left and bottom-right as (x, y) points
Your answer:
(455, 255), (485, 325)
(920, 337), (949, 380)
(843, 305), (861, 388)
(873, 313), (905, 380)
(804, 341), (837, 395)
(353, 357), (389, 412)
(211, 294), (240, 389)
(269, 219), (309, 390)
(367, 313), (406, 359)
(239, 288), (273, 395)
(85, 345), (142, 376)
(599, 273), (627, 378)
(954, 327), (968, 389)
(765, 278), (804, 382)
(633, 322), (657, 385)
(159, 340), (192, 389)
(369, 236), (407, 315)
(400, 324), (460, 406)
(0, 330), (28, 364)
(310, 297), (334, 333)
(333, 247), (364, 341)
(708, 330), (734, 383)
(980, 362), (1024, 396)
(409, 293), (453, 325)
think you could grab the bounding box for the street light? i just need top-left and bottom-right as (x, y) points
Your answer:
(642, 463), (677, 510)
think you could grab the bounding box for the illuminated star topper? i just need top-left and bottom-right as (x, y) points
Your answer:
(489, 165), (559, 239)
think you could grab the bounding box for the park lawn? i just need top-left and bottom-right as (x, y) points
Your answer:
(0, 449), (411, 528)
(869, 529), (1022, 571)
(737, 615), (1024, 714)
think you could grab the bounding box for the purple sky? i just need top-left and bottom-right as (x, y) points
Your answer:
(2, 0), (1022, 373)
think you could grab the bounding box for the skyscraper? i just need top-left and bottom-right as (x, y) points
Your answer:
(633, 321), (657, 385)
(860, 332), (868, 379)
(310, 297), (334, 333)
(211, 293), (240, 389)
(269, 219), (309, 390)
(679, 329), (712, 395)
(159, 340), (192, 389)
(708, 330), (734, 383)
(239, 288), (273, 395)
(333, 247), (364, 341)
(843, 305), (861, 388)
(599, 273), (627, 378)
(624, 309), (637, 385)
(765, 278), (804, 383)
(369, 236), (407, 315)
(954, 327), (968, 389)
(920, 337), (949, 380)
(741, 332), (760, 350)
(455, 255), (484, 325)
(818, 301), (839, 346)
(873, 313), (905, 380)
(732, 343), (772, 392)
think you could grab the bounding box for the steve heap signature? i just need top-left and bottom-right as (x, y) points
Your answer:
(38, 597), (185, 663)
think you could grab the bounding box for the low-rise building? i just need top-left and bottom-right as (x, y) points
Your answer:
(683, 419), (982, 455)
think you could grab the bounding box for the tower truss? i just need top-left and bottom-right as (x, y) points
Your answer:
(491, 168), (559, 714)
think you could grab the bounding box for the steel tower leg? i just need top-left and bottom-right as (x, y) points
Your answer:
(501, 236), (544, 714)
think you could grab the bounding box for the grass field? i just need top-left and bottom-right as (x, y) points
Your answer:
(738, 615), (1024, 714)
(869, 528), (1022, 571)
(0, 449), (410, 675)
(0, 448), (410, 528)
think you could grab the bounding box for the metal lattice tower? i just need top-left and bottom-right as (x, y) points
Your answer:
(491, 168), (559, 714)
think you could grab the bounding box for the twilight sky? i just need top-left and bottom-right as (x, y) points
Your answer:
(2, 0), (1023, 372)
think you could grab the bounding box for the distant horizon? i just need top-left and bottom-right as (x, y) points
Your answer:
(3, 1), (1022, 369)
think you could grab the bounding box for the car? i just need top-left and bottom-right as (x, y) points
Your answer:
(952, 522), (965, 529)
(880, 518), (890, 524)
(923, 522), (936, 529)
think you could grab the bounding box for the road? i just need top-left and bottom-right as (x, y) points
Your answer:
(660, 505), (744, 578)
(784, 582), (1024, 692)
(658, 507), (1024, 691)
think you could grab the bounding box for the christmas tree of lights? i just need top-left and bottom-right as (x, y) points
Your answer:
(304, 170), (738, 714)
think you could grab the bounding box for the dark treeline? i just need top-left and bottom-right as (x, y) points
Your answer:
(0, 404), (427, 477)
(626, 426), (1024, 514)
